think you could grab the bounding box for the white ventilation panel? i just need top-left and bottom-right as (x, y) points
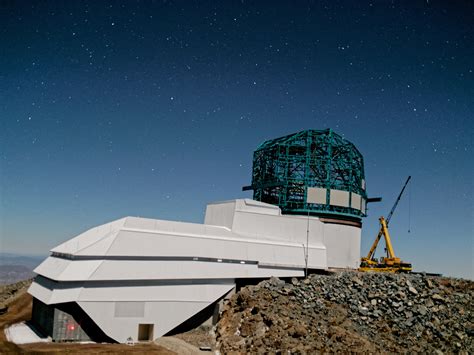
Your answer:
(351, 193), (362, 210)
(114, 302), (145, 318)
(307, 187), (327, 204)
(330, 189), (349, 208)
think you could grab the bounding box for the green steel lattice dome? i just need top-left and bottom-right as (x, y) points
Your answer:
(247, 129), (368, 220)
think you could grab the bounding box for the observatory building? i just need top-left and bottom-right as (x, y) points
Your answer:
(29, 129), (368, 343)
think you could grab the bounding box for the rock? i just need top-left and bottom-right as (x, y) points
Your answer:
(425, 298), (434, 307)
(0, 303), (8, 315)
(397, 291), (407, 300)
(269, 276), (286, 287)
(293, 324), (308, 338)
(368, 292), (377, 299)
(255, 321), (267, 338)
(235, 338), (245, 347)
(215, 273), (474, 354)
(352, 276), (364, 286)
(418, 305), (428, 316)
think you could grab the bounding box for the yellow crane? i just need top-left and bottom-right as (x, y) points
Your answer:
(360, 176), (412, 273)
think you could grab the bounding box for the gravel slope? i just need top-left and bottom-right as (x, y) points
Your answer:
(216, 272), (473, 353)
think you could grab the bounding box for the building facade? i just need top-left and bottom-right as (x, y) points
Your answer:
(29, 199), (361, 343)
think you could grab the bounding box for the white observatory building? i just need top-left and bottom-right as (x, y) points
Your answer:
(29, 129), (368, 343)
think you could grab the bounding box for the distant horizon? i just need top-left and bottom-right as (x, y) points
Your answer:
(0, 251), (48, 258)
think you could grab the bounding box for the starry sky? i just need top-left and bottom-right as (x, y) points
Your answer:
(1, 1), (473, 279)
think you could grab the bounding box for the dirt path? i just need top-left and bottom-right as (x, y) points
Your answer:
(155, 337), (210, 355)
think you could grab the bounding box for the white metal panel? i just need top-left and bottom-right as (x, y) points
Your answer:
(123, 217), (156, 230)
(204, 201), (236, 228)
(307, 187), (327, 204)
(361, 198), (366, 214)
(105, 229), (325, 270)
(89, 250), (326, 281)
(49, 287), (84, 304)
(89, 260), (256, 280)
(235, 199), (281, 215)
(75, 231), (118, 256)
(203, 224), (233, 237)
(28, 282), (53, 304)
(78, 283), (235, 342)
(351, 193), (362, 210)
(323, 223), (361, 269)
(121, 217), (234, 239)
(78, 301), (208, 343)
(78, 283), (236, 302)
(35, 257), (103, 281)
(33, 256), (70, 280)
(52, 218), (126, 254)
(231, 210), (324, 245)
(114, 302), (145, 317)
(330, 189), (350, 207)
(107, 230), (242, 258)
(58, 260), (103, 280)
(28, 281), (83, 305)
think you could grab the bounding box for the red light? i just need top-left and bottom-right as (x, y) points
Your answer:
(68, 324), (75, 331)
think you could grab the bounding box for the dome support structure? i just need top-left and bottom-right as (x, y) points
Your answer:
(243, 129), (368, 221)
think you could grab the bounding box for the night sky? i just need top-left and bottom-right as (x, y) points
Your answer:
(1, 1), (472, 279)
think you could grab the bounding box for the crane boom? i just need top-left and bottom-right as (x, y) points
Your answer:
(386, 176), (411, 225)
(359, 175), (413, 273)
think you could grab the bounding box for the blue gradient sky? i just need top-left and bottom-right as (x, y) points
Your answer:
(1, 1), (472, 279)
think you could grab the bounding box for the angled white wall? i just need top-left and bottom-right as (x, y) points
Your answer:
(29, 198), (361, 343)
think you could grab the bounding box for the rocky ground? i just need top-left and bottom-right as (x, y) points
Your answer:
(0, 280), (32, 305)
(2, 273), (472, 354)
(216, 272), (473, 354)
(0, 265), (35, 286)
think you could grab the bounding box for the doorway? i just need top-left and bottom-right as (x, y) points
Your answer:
(138, 324), (154, 341)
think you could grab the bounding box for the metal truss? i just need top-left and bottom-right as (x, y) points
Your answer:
(249, 129), (367, 220)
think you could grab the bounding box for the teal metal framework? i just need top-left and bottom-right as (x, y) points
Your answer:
(246, 129), (367, 220)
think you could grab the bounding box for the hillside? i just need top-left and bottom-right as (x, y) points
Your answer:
(0, 253), (44, 285)
(216, 272), (473, 353)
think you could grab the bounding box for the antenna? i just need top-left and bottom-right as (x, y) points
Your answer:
(305, 209), (310, 278)
(408, 179), (411, 233)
